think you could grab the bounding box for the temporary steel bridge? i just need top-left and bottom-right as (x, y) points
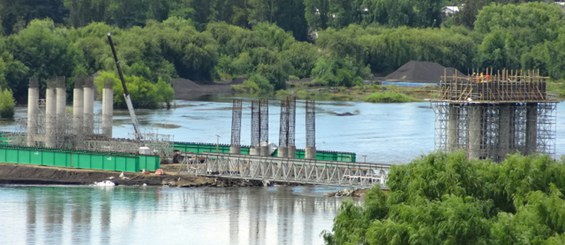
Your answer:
(181, 153), (392, 188)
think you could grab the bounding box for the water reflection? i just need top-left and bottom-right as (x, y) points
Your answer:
(3, 185), (343, 244)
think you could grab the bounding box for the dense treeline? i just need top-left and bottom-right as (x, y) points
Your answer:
(0, 0), (563, 104)
(324, 152), (565, 244)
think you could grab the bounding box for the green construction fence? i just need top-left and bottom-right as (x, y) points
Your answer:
(0, 145), (160, 172)
(173, 142), (356, 162)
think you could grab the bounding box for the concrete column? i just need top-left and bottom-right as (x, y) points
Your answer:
(260, 143), (270, 157)
(287, 146), (296, 159)
(101, 79), (113, 138)
(526, 103), (538, 154)
(45, 80), (57, 148)
(83, 77), (94, 135)
(72, 78), (84, 135)
(249, 147), (259, 156)
(27, 78), (39, 146)
(305, 147), (316, 160)
(229, 145), (241, 155)
(468, 105), (483, 159)
(277, 146), (288, 158)
(498, 104), (512, 161)
(447, 105), (459, 151)
(55, 77), (66, 140)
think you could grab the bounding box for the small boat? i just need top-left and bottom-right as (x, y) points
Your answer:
(93, 180), (116, 187)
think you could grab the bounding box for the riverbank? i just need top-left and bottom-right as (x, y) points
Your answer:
(0, 163), (261, 187)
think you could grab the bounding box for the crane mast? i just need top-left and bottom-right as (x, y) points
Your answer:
(107, 33), (143, 141)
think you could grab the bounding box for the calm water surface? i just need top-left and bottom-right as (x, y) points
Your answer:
(1, 100), (564, 162)
(0, 100), (564, 244)
(0, 185), (344, 245)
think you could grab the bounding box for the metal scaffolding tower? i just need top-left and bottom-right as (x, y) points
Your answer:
(432, 69), (556, 161)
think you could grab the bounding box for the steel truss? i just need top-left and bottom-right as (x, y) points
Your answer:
(183, 153), (391, 188)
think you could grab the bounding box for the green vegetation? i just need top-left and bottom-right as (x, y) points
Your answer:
(0, 1), (563, 103)
(323, 152), (565, 244)
(364, 91), (416, 103)
(0, 88), (15, 118)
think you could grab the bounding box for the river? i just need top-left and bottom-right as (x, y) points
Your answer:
(0, 100), (563, 244)
(1, 100), (563, 163)
(0, 185), (343, 245)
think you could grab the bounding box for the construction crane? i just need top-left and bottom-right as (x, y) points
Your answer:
(107, 33), (143, 141)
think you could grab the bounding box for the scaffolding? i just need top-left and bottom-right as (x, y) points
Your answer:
(16, 76), (173, 158)
(231, 99), (242, 147)
(306, 100), (316, 148)
(259, 99), (269, 146)
(251, 100), (260, 147)
(432, 69), (556, 161)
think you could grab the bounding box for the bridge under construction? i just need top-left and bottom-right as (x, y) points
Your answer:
(181, 152), (390, 188)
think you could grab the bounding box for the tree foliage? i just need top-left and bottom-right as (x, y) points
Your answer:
(324, 152), (565, 244)
(0, 1), (562, 101)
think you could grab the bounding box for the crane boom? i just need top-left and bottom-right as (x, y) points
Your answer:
(107, 33), (143, 141)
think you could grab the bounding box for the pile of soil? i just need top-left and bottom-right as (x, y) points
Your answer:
(0, 163), (263, 187)
(385, 61), (465, 83)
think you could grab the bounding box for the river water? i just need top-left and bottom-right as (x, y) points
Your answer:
(0, 185), (343, 245)
(0, 100), (564, 244)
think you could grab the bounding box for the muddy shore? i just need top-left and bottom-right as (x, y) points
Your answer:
(0, 163), (262, 187)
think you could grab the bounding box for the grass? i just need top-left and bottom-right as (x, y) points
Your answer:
(546, 79), (565, 100)
(277, 84), (433, 103)
(364, 91), (417, 103)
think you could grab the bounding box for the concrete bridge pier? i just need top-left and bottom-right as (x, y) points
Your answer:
(45, 80), (57, 148)
(101, 79), (114, 138)
(26, 78), (39, 146)
(305, 147), (316, 160)
(277, 146), (287, 158)
(468, 105), (483, 159)
(287, 146), (296, 159)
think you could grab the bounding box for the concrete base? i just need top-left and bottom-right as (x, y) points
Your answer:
(249, 147), (259, 156)
(277, 147), (287, 158)
(260, 145), (270, 156)
(229, 146), (241, 155)
(287, 146), (296, 159)
(305, 147), (316, 160)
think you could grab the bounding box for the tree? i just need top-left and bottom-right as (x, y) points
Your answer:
(324, 152), (565, 245)
(7, 19), (78, 91)
(0, 88), (15, 118)
(0, 0), (68, 34)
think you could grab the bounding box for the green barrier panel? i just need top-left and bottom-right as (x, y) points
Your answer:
(139, 155), (159, 171)
(91, 155), (104, 170)
(126, 157), (139, 172)
(7, 148), (18, 163)
(17, 148), (31, 164)
(54, 152), (68, 168)
(77, 153), (91, 169)
(30, 150), (42, 165)
(0, 148), (6, 162)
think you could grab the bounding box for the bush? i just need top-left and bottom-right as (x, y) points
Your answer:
(324, 152), (565, 244)
(94, 71), (174, 109)
(0, 88), (15, 118)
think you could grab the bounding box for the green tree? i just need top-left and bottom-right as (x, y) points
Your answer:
(0, 0), (68, 34)
(0, 88), (15, 118)
(7, 19), (78, 90)
(324, 152), (565, 245)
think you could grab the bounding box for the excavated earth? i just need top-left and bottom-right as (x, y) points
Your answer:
(0, 163), (262, 187)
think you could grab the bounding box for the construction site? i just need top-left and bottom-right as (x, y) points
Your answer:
(432, 69), (557, 161)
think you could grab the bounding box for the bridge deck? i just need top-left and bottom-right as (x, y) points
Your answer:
(180, 153), (391, 188)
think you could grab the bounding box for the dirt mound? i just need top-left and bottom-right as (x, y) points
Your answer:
(172, 78), (236, 100)
(385, 61), (465, 83)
